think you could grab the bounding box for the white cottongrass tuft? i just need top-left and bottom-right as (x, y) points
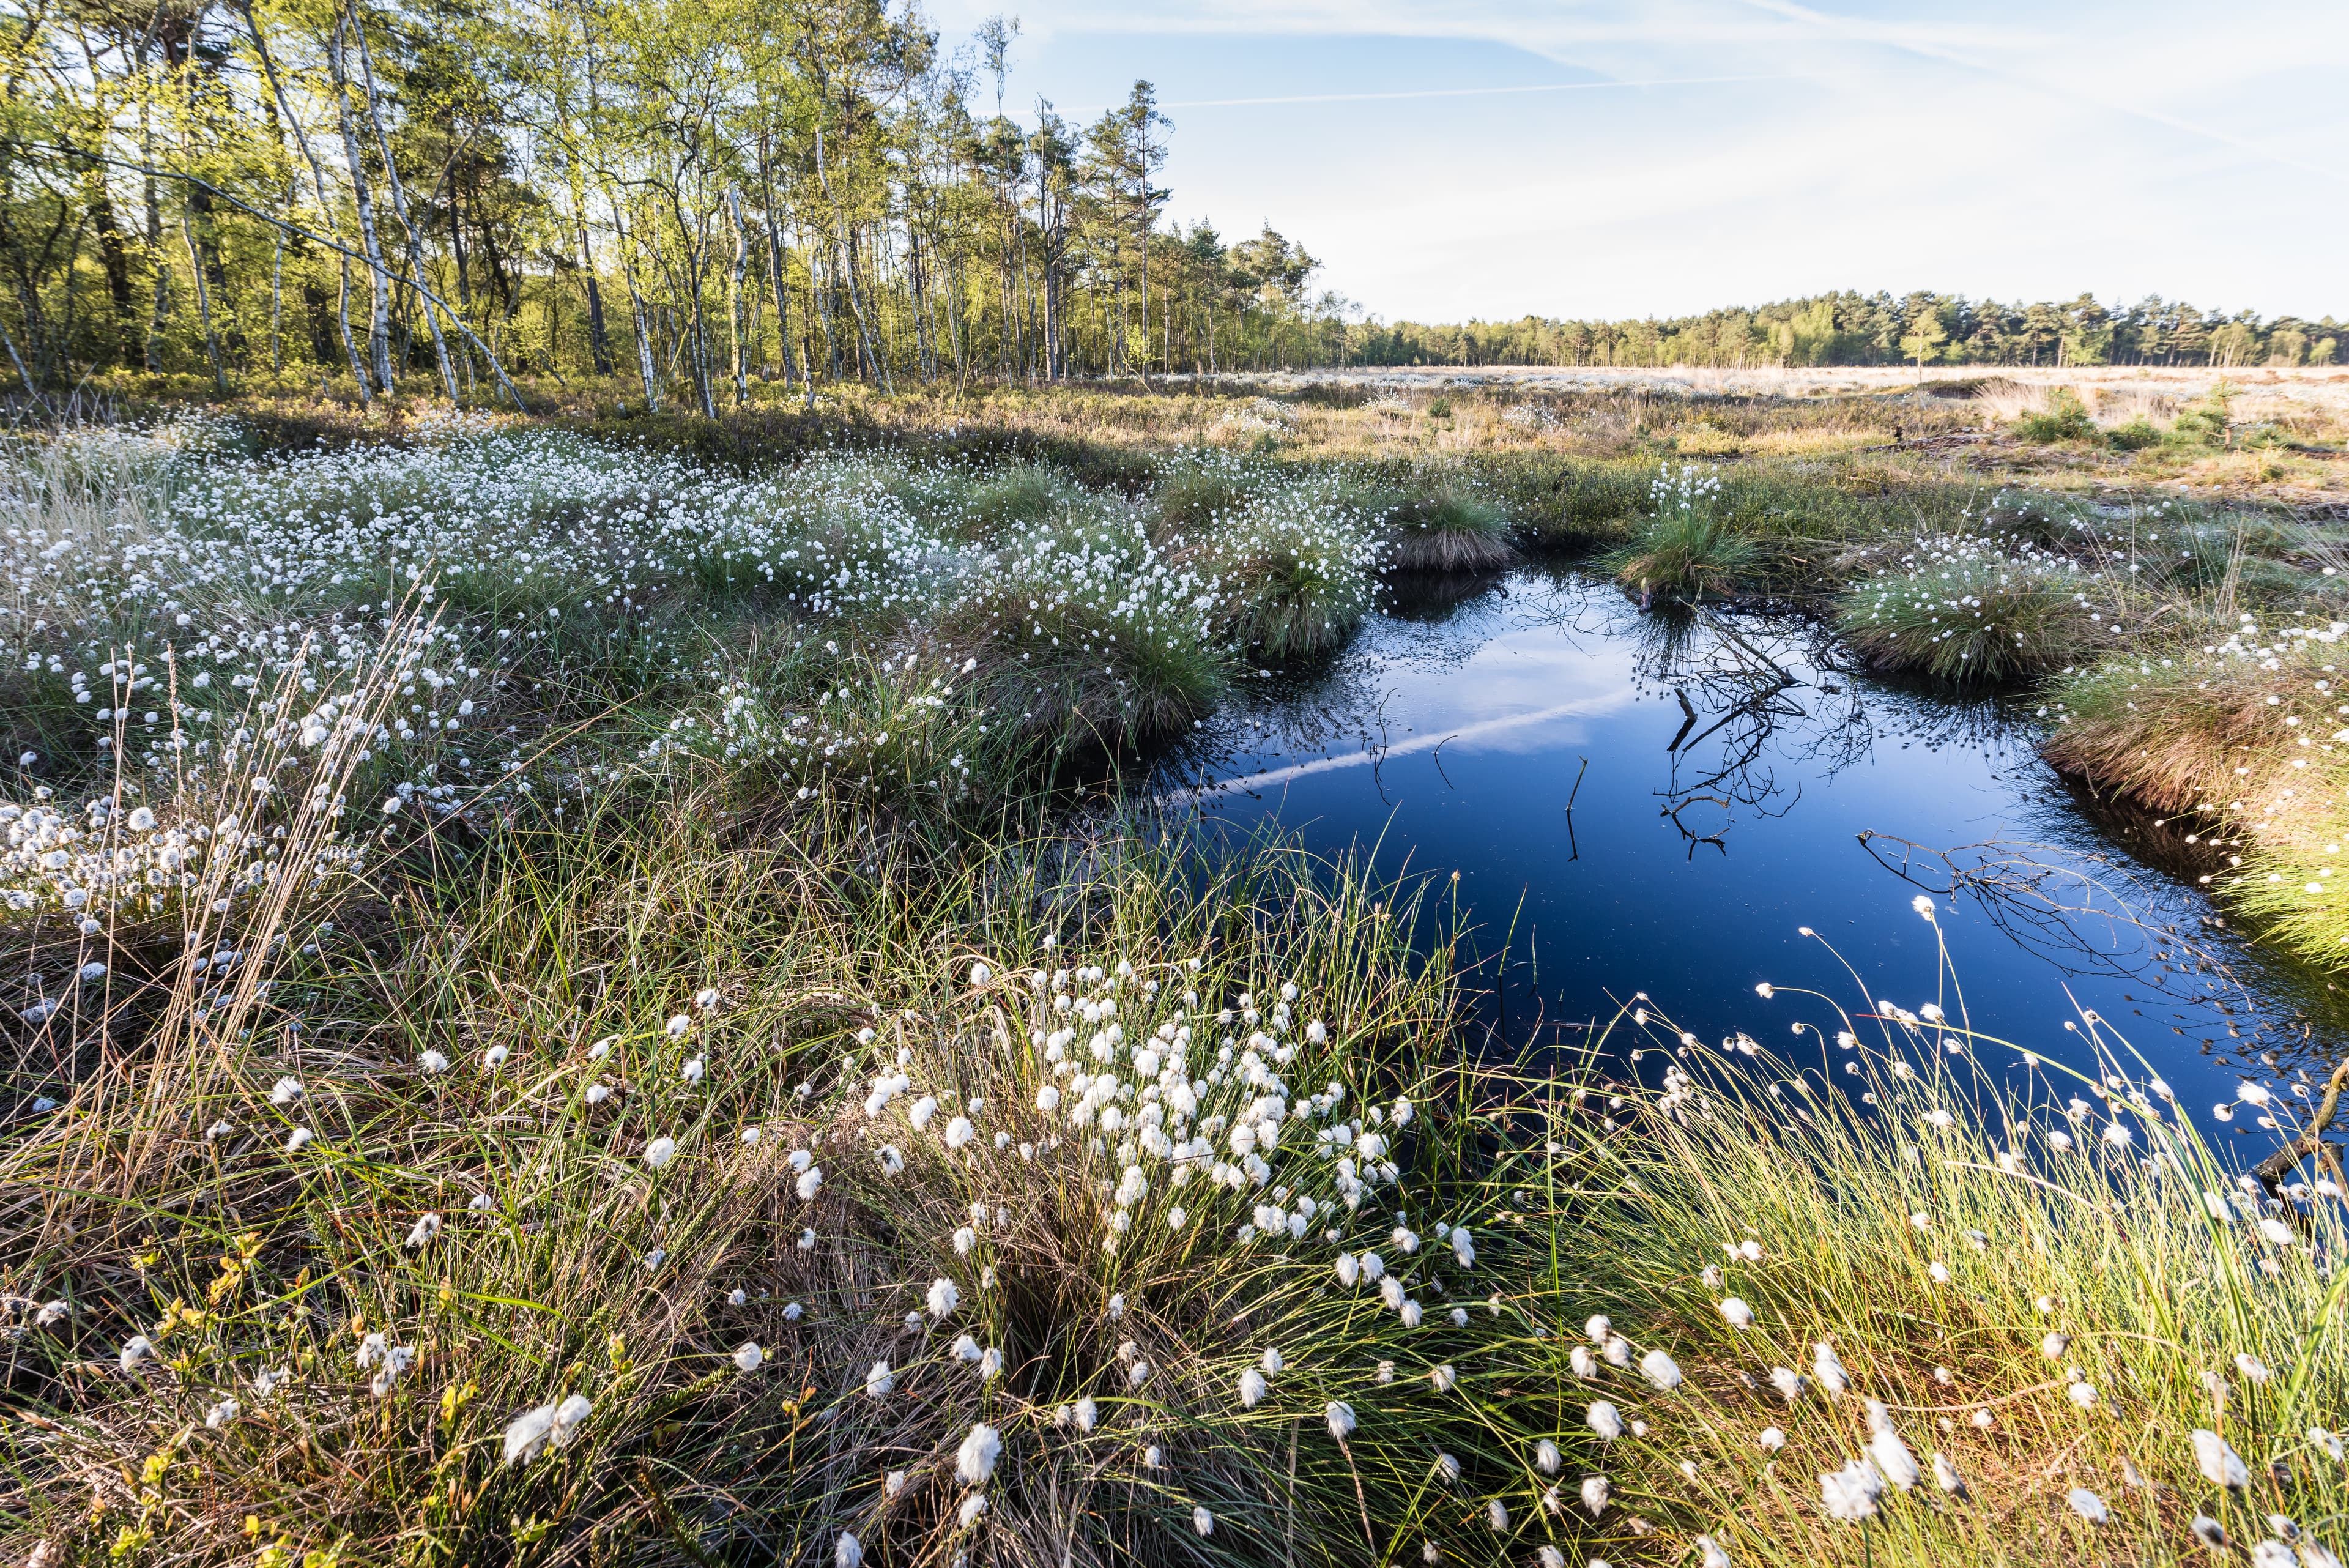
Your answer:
(1238, 1367), (1267, 1408)
(732, 1342), (764, 1373)
(2066, 1487), (2109, 1525)
(1192, 1505), (1214, 1536)
(1718, 1296), (1753, 1329)
(504, 1397), (592, 1466)
(1639, 1348), (1683, 1392)
(928, 1277), (960, 1318)
(1581, 1473), (1610, 1518)
(2193, 1429), (2250, 1490)
(956, 1422), (1003, 1485)
(644, 1136), (678, 1169)
(866, 1360), (894, 1398)
(1326, 1400), (1357, 1440)
(1587, 1400), (1623, 1441)
(834, 1533), (863, 1568)
(1820, 1458), (1884, 1522)
(1759, 1426), (1786, 1452)
(1812, 1341), (1848, 1399)
(1536, 1438), (1561, 1474)
(1866, 1413), (1921, 1491)
(404, 1213), (441, 1249)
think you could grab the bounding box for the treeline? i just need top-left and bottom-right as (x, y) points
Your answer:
(0, 0), (1354, 408)
(1337, 292), (2345, 372)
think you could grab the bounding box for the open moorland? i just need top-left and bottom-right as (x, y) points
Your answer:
(6, 375), (2349, 1568)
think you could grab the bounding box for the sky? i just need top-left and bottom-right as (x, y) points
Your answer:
(924, 0), (2349, 325)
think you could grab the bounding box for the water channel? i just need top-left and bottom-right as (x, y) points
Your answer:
(1145, 565), (2349, 1128)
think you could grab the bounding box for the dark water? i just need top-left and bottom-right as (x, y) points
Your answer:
(1146, 566), (2349, 1126)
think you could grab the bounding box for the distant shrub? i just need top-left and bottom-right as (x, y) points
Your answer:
(2012, 388), (2100, 444)
(2106, 417), (2164, 450)
(2169, 386), (2235, 446)
(1425, 396), (1453, 419)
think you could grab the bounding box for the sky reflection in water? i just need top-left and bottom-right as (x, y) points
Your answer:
(1146, 566), (2348, 1132)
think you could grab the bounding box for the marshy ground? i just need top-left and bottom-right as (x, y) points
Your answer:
(4, 373), (2347, 1568)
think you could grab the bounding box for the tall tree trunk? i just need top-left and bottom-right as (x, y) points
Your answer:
(685, 207), (718, 418)
(243, 1), (368, 398)
(609, 198), (659, 410)
(577, 218), (612, 375)
(755, 136), (800, 386)
(324, 17), (395, 393)
(83, 164), (138, 370)
(725, 184), (748, 406)
(347, 5), (456, 401)
(270, 229), (283, 373)
(181, 215), (226, 393)
(813, 122), (888, 391)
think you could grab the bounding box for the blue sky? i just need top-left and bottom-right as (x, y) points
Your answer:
(927, 0), (2349, 324)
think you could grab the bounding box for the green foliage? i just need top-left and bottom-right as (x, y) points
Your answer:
(2171, 385), (2237, 446)
(2013, 389), (2101, 444)
(1337, 292), (2338, 372)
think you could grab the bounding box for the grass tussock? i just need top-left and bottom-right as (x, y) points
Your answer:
(1384, 483), (1518, 573)
(1609, 465), (1770, 603)
(1570, 922), (2349, 1566)
(1, 707), (1604, 1566)
(1836, 540), (2099, 684)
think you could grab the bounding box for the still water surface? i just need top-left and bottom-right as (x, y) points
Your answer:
(1145, 566), (2348, 1126)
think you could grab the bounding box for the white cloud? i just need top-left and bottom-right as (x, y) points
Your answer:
(943, 0), (2349, 319)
